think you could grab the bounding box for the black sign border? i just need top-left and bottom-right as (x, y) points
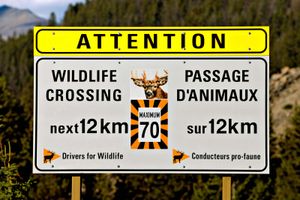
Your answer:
(34, 57), (268, 173)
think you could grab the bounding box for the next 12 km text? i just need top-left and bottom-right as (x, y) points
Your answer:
(50, 118), (129, 134)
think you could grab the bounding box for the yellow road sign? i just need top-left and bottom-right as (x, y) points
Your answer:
(34, 27), (268, 56)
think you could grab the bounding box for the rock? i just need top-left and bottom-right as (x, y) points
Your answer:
(271, 73), (281, 81)
(279, 75), (288, 85)
(270, 66), (300, 99)
(281, 66), (290, 75)
(271, 66), (300, 138)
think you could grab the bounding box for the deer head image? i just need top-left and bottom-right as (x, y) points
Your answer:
(131, 70), (168, 99)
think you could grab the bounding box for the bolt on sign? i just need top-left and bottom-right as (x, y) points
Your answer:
(33, 27), (269, 174)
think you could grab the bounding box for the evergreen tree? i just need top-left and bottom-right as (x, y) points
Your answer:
(275, 106), (300, 199)
(48, 12), (57, 26)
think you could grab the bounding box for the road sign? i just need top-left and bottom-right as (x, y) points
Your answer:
(33, 27), (269, 173)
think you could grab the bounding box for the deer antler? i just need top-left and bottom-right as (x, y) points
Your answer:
(162, 70), (168, 78)
(131, 71), (141, 79)
(131, 71), (147, 80)
(154, 70), (168, 80)
(155, 72), (159, 80)
(142, 71), (147, 81)
(131, 71), (136, 79)
(131, 71), (146, 87)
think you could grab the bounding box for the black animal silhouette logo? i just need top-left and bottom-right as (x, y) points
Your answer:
(173, 151), (185, 163)
(44, 151), (55, 163)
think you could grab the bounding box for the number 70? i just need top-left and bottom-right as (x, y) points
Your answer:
(139, 121), (160, 138)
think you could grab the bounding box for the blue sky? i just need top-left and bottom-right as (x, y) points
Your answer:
(0, 0), (85, 21)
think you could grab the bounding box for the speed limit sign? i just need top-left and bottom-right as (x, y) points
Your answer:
(131, 99), (168, 149)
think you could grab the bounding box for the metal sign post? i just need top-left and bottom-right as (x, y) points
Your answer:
(71, 176), (81, 200)
(222, 176), (231, 200)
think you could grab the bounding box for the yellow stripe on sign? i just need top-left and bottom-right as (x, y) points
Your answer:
(131, 104), (138, 116)
(130, 119), (138, 125)
(34, 27), (269, 56)
(161, 134), (168, 145)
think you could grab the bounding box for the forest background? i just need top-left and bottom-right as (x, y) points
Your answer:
(0, 0), (300, 199)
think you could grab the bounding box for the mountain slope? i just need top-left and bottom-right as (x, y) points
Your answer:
(271, 66), (300, 136)
(0, 5), (47, 39)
